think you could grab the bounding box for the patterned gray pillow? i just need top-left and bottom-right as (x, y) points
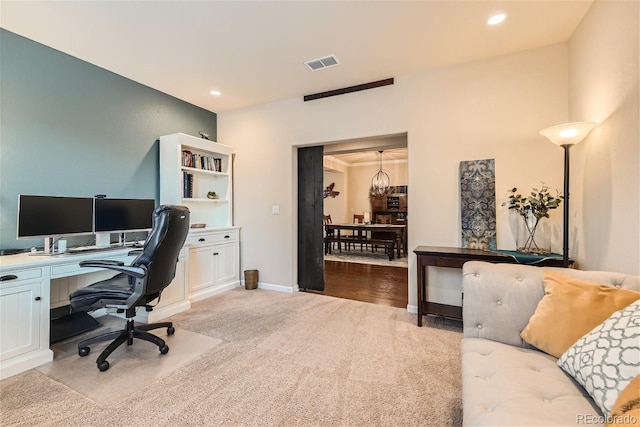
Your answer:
(557, 299), (640, 416)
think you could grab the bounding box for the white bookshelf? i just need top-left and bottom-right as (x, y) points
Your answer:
(159, 133), (234, 227)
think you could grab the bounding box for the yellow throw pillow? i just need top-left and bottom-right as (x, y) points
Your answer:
(520, 271), (640, 358)
(607, 375), (640, 426)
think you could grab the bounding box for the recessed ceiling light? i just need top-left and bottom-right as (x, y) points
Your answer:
(209, 90), (221, 96)
(487, 14), (506, 25)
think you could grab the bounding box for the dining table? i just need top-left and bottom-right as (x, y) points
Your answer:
(324, 223), (407, 259)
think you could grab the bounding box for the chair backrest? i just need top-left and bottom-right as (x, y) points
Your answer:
(323, 214), (332, 225)
(376, 214), (390, 224)
(132, 205), (190, 297)
(353, 214), (364, 224)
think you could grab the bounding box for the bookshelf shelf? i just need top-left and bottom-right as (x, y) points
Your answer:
(160, 133), (234, 227)
(180, 166), (229, 177)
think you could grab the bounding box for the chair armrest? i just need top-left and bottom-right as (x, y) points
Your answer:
(79, 260), (146, 279)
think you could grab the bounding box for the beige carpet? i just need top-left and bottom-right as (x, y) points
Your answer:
(36, 319), (221, 406)
(1, 289), (462, 426)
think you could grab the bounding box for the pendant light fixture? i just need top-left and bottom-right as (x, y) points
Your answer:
(371, 150), (390, 196)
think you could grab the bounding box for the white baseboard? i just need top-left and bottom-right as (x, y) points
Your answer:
(241, 280), (298, 293)
(0, 349), (53, 380)
(189, 280), (240, 302)
(406, 304), (417, 314)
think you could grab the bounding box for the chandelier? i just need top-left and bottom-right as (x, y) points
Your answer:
(371, 150), (390, 196)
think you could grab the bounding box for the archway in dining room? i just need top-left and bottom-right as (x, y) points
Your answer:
(298, 133), (409, 309)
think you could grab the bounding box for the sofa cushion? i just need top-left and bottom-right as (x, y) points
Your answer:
(462, 338), (603, 426)
(558, 300), (640, 417)
(521, 272), (640, 358)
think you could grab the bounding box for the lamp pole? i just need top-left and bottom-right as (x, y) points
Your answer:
(539, 121), (597, 269)
(562, 144), (571, 268)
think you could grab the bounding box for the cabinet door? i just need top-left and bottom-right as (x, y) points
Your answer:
(213, 242), (238, 286)
(188, 245), (215, 293)
(0, 280), (41, 361)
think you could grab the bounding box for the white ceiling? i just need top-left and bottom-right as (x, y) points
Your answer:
(1, 1), (592, 113)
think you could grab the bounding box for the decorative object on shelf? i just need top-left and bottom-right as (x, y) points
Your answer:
(370, 150), (390, 196)
(503, 184), (562, 255)
(460, 159), (496, 250)
(539, 121), (598, 267)
(190, 223), (206, 228)
(206, 191), (218, 199)
(323, 182), (340, 199)
(198, 131), (210, 140)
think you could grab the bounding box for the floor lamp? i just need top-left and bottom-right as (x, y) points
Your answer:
(539, 122), (598, 267)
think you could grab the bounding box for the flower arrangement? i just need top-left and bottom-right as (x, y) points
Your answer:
(502, 184), (563, 254)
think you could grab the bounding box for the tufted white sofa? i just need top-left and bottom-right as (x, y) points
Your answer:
(461, 261), (640, 426)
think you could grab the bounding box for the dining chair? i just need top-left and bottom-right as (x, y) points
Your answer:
(323, 214), (341, 253)
(347, 214), (366, 251)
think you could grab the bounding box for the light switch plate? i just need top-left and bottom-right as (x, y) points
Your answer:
(272, 205), (280, 215)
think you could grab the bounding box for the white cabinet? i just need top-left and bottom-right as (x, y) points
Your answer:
(159, 133), (234, 228)
(159, 133), (241, 304)
(0, 267), (53, 380)
(187, 228), (240, 302)
(134, 248), (190, 323)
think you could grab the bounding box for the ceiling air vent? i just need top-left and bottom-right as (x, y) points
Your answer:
(304, 54), (340, 71)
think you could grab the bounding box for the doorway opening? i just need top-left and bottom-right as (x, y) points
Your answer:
(320, 133), (409, 308)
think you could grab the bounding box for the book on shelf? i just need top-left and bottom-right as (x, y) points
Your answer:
(183, 171), (194, 198)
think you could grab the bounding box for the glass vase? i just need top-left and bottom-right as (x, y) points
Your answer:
(516, 212), (551, 255)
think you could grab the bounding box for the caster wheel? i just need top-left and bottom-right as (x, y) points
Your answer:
(78, 347), (90, 357)
(167, 326), (175, 335)
(98, 361), (110, 372)
(159, 344), (169, 355)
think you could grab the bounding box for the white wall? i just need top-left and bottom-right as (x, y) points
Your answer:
(219, 43), (569, 308)
(568, 0), (639, 274)
(323, 170), (347, 223)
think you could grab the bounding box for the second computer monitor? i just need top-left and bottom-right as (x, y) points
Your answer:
(94, 198), (155, 233)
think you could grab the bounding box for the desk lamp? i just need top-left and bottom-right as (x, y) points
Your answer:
(539, 121), (598, 267)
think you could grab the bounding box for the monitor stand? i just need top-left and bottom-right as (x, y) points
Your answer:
(95, 232), (111, 247)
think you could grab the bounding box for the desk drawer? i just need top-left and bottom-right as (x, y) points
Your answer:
(187, 229), (238, 246)
(0, 268), (42, 283)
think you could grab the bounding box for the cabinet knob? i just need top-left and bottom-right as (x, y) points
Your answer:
(35, 296), (41, 301)
(213, 252), (219, 256)
(198, 238), (205, 242)
(224, 235), (230, 239)
(0, 274), (18, 281)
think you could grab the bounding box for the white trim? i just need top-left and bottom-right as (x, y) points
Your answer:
(242, 280), (298, 293)
(406, 304), (417, 314)
(0, 349), (53, 380)
(189, 280), (240, 302)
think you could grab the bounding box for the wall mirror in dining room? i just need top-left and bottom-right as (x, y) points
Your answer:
(320, 133), (409, 309)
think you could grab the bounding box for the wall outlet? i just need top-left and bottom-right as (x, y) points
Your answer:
(272, 205), (280, 215)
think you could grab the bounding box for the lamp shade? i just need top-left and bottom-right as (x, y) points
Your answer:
(539, 122), (598, 146)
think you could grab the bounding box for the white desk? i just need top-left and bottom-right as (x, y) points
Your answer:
(0, 246), (189, 380)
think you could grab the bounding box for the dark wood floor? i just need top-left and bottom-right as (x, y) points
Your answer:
(323, 260), (408, 308)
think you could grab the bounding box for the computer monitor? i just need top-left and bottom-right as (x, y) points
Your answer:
(94, 198), (155, 233)
(17, 195), (94, 239)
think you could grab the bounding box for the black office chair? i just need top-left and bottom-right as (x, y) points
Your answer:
(69, 204), (190, 372)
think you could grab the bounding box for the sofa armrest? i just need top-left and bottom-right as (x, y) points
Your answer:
(462, 261), (546, 347)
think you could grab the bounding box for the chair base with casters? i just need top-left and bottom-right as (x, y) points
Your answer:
(69, 204), (191, 372)
(77, 306), (174, 372)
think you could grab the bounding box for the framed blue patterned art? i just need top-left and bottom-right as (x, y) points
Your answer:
(459, 159), (497, 250)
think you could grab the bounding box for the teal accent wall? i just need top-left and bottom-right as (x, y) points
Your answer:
(0, 29), (217, 249)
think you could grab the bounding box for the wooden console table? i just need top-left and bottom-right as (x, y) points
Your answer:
(414, 246), (567, 326)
